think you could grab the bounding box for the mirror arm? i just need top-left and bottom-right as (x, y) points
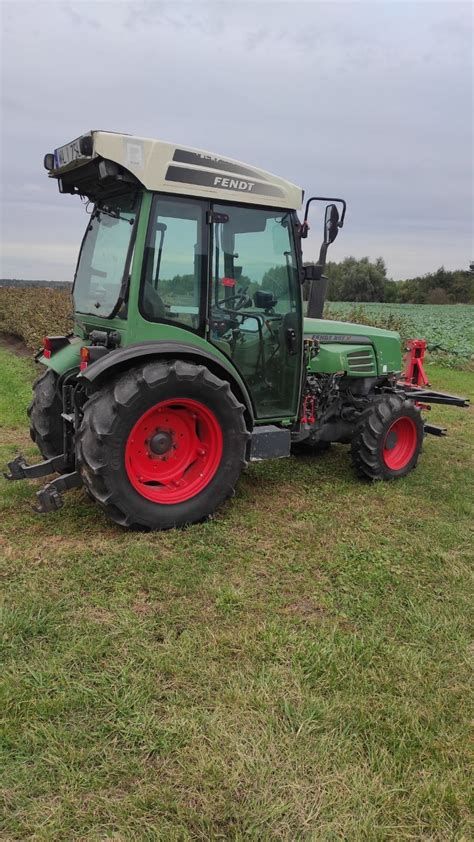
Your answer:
(318, 241), (329, 270)
(301, 196), (347, 237)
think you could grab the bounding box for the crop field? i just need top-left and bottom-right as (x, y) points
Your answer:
(1, 343), (473, 839)
(326, 302), (474, 367)
(1, 287), (473, 368)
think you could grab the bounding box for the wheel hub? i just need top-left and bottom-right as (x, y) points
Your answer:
(383, 416), (417, 470)
(125, 398), (223, 504)
(149, 430), (173, 456)
(385, 430), (398, 450)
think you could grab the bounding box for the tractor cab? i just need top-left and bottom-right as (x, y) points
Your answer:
(46, 131), (312, 420)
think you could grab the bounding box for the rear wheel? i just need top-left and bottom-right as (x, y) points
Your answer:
(351, 394), (423, 480)
(28, 369), (63, 459)
(76, 360), (249, 530)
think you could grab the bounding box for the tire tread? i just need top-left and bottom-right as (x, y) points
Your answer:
(351, 394), (423, 480)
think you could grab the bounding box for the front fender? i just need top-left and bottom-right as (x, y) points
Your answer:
(78, 340), (255, 424)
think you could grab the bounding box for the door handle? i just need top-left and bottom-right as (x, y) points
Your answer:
(285, 327), (298, 355)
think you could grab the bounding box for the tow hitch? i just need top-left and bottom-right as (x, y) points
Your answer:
(4, 453), (81, 513)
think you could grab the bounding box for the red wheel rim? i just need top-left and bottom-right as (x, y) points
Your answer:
(383, 416), (418, 470)
(125, 398), (223, 504)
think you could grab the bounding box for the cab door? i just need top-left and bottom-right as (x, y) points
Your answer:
(209, 203), (302, 420)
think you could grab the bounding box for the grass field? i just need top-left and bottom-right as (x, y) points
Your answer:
(1, 346), (473, 839)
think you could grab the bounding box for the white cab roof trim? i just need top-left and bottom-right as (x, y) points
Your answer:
(51, 130), (304, 210)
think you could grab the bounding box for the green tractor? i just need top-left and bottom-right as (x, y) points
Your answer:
(4, 131), (468, 529)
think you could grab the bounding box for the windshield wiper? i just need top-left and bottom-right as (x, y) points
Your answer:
(93, 206), (134, 225)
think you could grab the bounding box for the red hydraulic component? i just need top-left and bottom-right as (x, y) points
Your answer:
(301, 394), (316, 424)
(402, 339), (430, 387)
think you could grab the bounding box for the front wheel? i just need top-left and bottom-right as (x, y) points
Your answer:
(351, 394), (424, 480)
(76, 360), (249, 530)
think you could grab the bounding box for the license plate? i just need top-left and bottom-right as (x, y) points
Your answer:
(54, 136), (89, 169)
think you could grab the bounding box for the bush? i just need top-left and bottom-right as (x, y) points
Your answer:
(0, 287), (73, 351)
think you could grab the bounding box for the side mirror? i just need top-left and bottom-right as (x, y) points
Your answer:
(324, 204), (339, 245)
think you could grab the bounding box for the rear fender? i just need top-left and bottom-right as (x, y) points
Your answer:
(36, 337), (82, 376)
(78, 341), (255, 425)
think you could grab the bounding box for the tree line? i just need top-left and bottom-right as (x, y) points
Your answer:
(325, 258), (474, 304)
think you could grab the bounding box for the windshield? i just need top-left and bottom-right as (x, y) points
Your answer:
(73, 193), (138, 317)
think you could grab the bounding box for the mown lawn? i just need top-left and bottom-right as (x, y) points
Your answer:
(1, 346), (473, 840)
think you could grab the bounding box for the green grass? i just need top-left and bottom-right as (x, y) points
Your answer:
(1, 347), (473, 840)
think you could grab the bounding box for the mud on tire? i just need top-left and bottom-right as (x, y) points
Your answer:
(76, 359), (250, 530)
(351, 394), (424, 480)
(28, 368), (63, 460)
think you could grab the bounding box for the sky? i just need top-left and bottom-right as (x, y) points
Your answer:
(0, 0), (472, 282)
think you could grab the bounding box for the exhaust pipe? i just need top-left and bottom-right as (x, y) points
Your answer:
(307, 273), (328, 319)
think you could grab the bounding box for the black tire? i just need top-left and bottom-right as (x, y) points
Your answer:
(28, 368), (63, 459)
(291, 440), (331, 456)
(76, 360), (249, 530)
(351, 394), (424, 480)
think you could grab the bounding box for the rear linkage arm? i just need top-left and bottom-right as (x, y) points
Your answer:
(3, 453), (81, 513)
(3, 382), (83, 513)
(399, 386), (469, 408)
(393, 385), (469, 437)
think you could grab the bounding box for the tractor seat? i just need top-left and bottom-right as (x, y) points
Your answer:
(142, 283), (166, 319)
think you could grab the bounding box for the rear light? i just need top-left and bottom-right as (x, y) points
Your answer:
(40, 335), (70, 359)
(79, 347), (90, 371)
(42, 337), (52, 359)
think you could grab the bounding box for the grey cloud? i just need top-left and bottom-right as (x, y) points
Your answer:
(0, 1), (472, 281)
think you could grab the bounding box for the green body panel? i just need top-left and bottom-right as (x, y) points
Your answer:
(304, 317), (402, 376)
(308, 342), (377, 376)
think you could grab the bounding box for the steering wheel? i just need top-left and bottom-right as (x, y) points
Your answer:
(216, 286), (251, 310)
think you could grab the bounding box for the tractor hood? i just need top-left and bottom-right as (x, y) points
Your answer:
(304, 317), (403, 377)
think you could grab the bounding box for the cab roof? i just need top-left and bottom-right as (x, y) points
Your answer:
(46, 130), (304, 210)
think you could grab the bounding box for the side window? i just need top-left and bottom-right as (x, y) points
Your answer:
(233, 216), (298, 314)
(141, 196), (206, 329)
